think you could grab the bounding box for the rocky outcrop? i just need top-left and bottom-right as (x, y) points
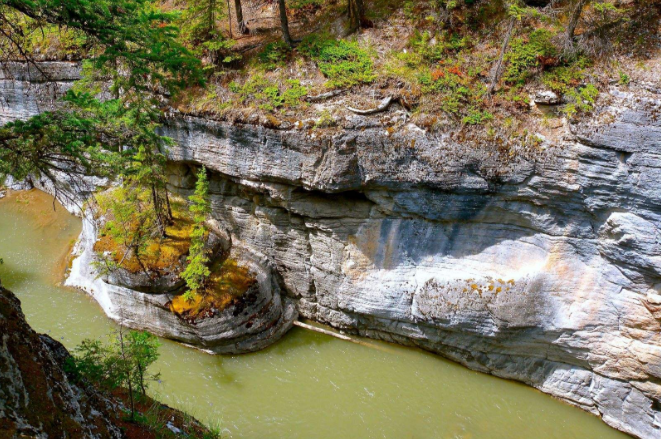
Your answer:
(100, 228), (227, 294)
(0, 62), (80, 125)
(0, 285), (123, 438)
(4, 61), (661, 438)
(0, 285), (223, 438)
(66, 214), (297, 354)
(161, 91), (661, 438)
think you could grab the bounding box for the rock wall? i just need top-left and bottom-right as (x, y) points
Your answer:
(162, 94), (661, 438)
(0, 62), (80, 125)
(0, 285), (123, 438)
(4, 61), (661, 438)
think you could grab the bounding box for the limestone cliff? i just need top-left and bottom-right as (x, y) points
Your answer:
(4, 61), (661, 438)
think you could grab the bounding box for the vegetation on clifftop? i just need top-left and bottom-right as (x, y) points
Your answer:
(1, 0), (659, 184)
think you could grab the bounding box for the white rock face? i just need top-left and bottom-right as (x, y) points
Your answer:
(161, 96), (661, 438)
(0, 62), (80, 124)
(4, 62), (661, 438)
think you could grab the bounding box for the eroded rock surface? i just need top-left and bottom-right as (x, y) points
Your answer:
(0, 61), (80, 124)
(4, 61), (661, 438)
(0, 286), (123, 438)
(162, 92), (661, 438)
(66, 215), (297, 354)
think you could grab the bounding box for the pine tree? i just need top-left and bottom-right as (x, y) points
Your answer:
(0, 0), (204, 206)
(181, 0), (224, 43)
(182, 167), (211, 302)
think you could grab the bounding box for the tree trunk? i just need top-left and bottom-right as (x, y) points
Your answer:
(137, 363), (146, 395)
(488, 16), (516, 95)
(277, 0), (293, 47)
(208, 0), (217, 39)
(564, 0), (589, 53)
(234, 0), (248, 34)
(226, 0), (233, 38)
(151, 184), (166, 237)
(348, 0), (366, 31)
(118, 328), (135, 420)
(164, 190), (173, 223)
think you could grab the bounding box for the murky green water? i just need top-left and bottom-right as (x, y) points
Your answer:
(0, 190), (629, 439)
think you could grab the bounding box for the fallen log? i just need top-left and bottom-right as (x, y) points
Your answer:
(346, 96), (393, 115)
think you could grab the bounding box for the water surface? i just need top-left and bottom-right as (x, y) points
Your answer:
(0, 190), (629, 439)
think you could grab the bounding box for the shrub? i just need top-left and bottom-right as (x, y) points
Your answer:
(258, 41), (291, 71)
(504, 29), (557, 85)
(541, 63), (587, 95)
(562, 84), (599, 118)
(462, 109), (494, 125)
(409, 30), (471, 63)
(299, 34), (375, 88)
(229, 75), (308, 111)
(418, 66), (486, 116)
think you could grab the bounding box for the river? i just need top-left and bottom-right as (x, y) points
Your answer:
(0, 189), (629, 439)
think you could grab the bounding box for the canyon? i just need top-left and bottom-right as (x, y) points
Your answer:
(2, 61), (661, 438)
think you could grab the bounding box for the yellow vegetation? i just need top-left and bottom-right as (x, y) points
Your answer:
(170, 258), (257, 319)
(94, 211), (195, 275)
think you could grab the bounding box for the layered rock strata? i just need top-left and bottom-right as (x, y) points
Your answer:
(66, 214), (297, 354)
(4, 61), (661, 438)
(161, 93), (661, 438)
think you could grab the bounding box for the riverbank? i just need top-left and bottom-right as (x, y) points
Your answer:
(0, 283), (219, 439)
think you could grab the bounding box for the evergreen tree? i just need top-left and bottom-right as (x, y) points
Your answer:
(179, 0), (235, 64)
(95, 185), (156, 273)
(182, 167), (211, 302)
(125, 330), (161, 396)
(67, 329), (161, 421)
(181, 0), (224, 43)
(0, 0), (203, 206)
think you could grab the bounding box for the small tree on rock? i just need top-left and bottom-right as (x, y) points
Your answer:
(182, 167), (211, 302)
